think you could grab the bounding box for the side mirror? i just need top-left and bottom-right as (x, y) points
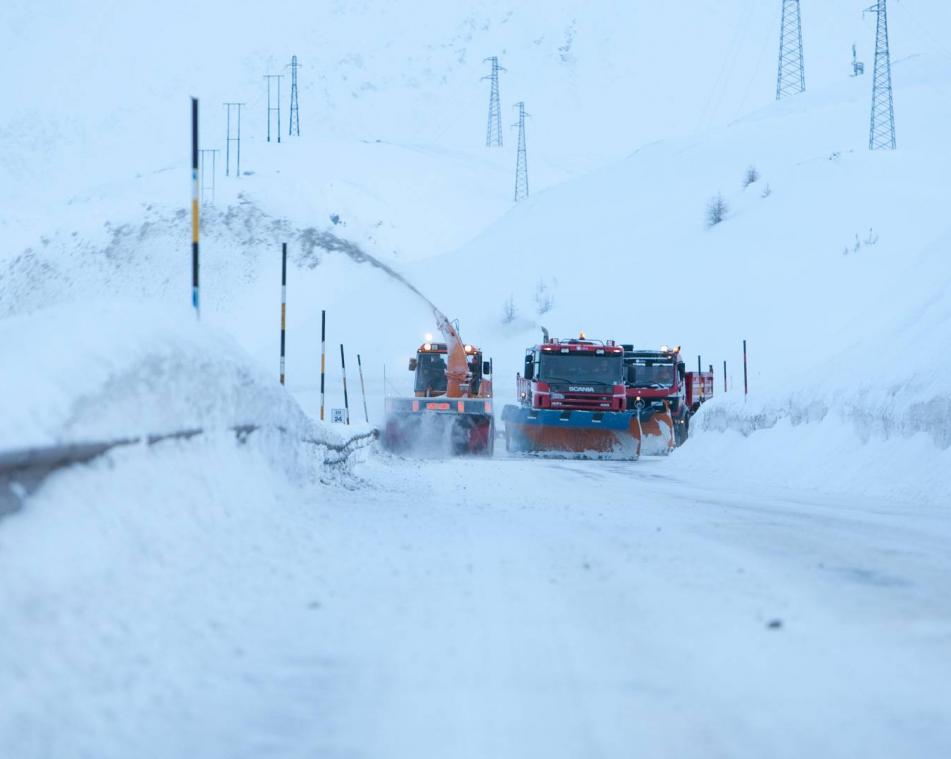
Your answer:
(408, 358), (418, 371)
(677, 361), (685, 381)
(626, 365), (637, 384)
(524, 358), (534, 381)
(483, 361), (492, 375)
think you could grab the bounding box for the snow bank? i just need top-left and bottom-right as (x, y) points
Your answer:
(683, 397), (951, 507)
(0, 299), (318, 450)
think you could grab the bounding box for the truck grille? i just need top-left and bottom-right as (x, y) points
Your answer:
(551, 393), (614, 411)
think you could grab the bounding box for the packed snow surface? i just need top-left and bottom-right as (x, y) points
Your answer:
(2, 451), (950, 758)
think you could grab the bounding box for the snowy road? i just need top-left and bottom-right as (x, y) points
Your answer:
(2, 445), (950, 758)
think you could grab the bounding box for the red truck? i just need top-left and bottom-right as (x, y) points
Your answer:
(621, 345), (714, 449)
(502, 333), (642, 459)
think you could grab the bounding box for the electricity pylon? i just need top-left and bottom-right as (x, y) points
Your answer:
(776, 0), (805, 100)
(867, 0), (897, 150)
(512, 102), (529, 201)
(483, 56), (506, 147)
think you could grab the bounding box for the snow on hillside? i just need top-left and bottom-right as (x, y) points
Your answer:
(3, 2), (950, 504)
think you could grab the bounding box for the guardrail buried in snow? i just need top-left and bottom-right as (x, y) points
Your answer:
(0, 426), (378, 519)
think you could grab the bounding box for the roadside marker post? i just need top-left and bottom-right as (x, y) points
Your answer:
(340, 344), (351, 425)
(743, 340), (749, 397)
(320, 310), (326, 421)
(191, 97), (200, 318)
(279, 242), (287, 385)
(357, 354), (370, 424)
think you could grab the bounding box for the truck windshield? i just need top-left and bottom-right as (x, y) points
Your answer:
(415, 353), (448, 394)
(538, 353), (622, 385)
(627, 361), (675, 388)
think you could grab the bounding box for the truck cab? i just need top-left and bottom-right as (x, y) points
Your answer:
(409, 340), (492, 398)
(622, 347), (686, 412)
(517, 337), (626, 412)
(621, 345), (713, 445)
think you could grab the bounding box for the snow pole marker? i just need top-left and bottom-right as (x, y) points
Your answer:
(743, 339), (749, 397)
(697, 355), (703, 401)
(320, 310), (326, 421)
(191, 97), (200, 319)
(340, 344), (351, 425)
(723, 360), (728, 393)
(279, 242), (287, 385)
(357, 354), (369, 424)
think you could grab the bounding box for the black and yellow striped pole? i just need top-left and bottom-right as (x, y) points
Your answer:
(357, 353), (369, 423)
(320, 310), (326, 421)
(191, 97), (200, 318)
(279, 242), (287, 385)
(340, 344), (351, 425)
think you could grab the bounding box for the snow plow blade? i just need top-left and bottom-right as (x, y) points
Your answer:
(631, 403), (678, 456)
(501, 405), (655, 460)
(382, 397), (494, 456)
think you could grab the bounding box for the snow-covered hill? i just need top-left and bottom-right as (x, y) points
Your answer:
(6, 1), (949, 503)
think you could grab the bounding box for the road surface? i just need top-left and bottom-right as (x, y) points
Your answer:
(1, 443), (949, 758)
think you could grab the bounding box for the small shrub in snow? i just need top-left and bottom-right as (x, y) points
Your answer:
(534, 279), (554, 315)
(761, 183), (772, 198)
(706, 194), (728, 227)
(743, 166), (760, 187)
(502, 295), (517, 324)
(844, 229), (879, 255)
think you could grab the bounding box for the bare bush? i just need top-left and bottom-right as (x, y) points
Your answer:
(502, 295), (517, 324)
(706, 194), (728, 227)
(743, 166), (760, 187)
(534, 279), (554, 315)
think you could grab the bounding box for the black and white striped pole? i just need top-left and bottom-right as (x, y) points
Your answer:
(357, 353), (369, 423)
(320, 310), (326, 421)
(191, 97), (200, 319)
(340, 344), (351, 425)
(279, 242), (287, 385)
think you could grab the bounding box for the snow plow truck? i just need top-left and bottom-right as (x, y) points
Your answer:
(382, 315), (494, 456)
(501, 332), (654, 460)
(621, 345), (714, 453)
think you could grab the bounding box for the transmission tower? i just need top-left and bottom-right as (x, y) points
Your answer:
(264, 74), (283, 143)
(482, 56), (506, 147)
(223, 102), (245, 176)
(512, 102), (529, 202)
(287, 55), (301, 136)
(199, 148), (219, 204)
(776, 0), (805, 100)
(867, 0), (896, 150)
